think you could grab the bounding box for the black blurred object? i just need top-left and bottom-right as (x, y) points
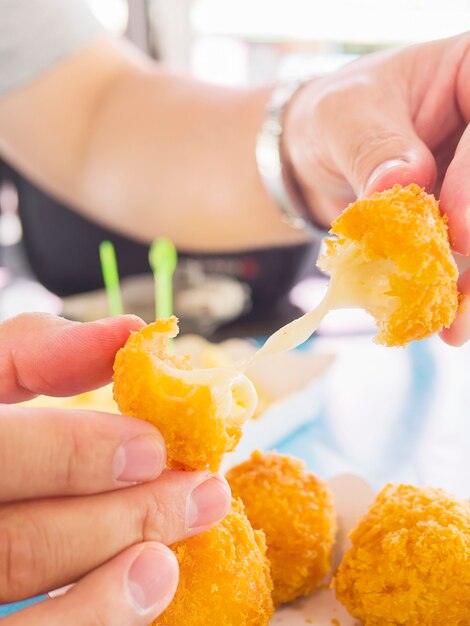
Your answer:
(11, 167), (151, 296)
(5, 163), (319, 335)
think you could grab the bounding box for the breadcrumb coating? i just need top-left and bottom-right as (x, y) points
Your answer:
(226, 450), (337, 606)
(334, 483), (470, 626)
(153, 499), (274, 626)
(318, 184), (459, 346)
(113, 318), (257, 471)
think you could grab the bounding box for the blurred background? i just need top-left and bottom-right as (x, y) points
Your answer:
(1, 0), (469, 335)
(0, 0), (469, 497)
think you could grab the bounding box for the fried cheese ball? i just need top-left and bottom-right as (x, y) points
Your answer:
(153, 498), (274, 626)
(113, 318), (257, 471)
(318, 184), (459, 346)
(226, 450), (337, 606)
(334, 483), (470, 626)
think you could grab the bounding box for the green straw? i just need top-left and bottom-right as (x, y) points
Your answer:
(149, 238), (178, 319)
(99, 240), (123, 316)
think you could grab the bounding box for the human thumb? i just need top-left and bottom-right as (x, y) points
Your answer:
(340, 121), (437, 198)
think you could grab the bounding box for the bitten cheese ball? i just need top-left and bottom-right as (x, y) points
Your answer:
(318, 184), (459, 346)
(113, 318), (257, 471)
(227, 451), (337, 606)
(153, 498), (274, 626)
(334, 483), (470, 626)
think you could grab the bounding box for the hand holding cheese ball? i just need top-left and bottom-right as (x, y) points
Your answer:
(283, 33), (470, 345)
(113, 317), (257, 471)
(0, 313), (232, 626)
(255, 184), (459, 358)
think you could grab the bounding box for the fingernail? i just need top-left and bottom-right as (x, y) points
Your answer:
(127, 545), (178, 613)
(186, 475), (231, 530)
(113, 435), (166, 483)
(48, 583), (75, 598)
(364, 159), (409, 196)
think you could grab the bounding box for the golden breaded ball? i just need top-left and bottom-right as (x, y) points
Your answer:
(113, 318), (257, 471)
(153, 498), (274, 626)
(226, 450), (337, 606)
(334, 483), (470, 626)
(318, 184), (459, 346)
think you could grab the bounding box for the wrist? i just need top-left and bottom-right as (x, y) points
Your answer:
(256, 80), (329, 240)
(282, 80), (332, 230)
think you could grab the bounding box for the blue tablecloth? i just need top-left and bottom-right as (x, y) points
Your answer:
(2, 332), (469, 619)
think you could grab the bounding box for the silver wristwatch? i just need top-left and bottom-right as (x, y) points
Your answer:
(256, 80), (327, 240)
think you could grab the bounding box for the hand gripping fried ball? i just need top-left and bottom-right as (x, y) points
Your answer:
(318, 184), (459, 347)
(113, 318), (257, 471)
(226, 450), (337, 606)
(153, 498), (274, 626)
(334, 483), (470, 626)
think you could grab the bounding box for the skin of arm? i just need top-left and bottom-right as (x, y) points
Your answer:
(0, 37), (306, 251)
(0, 31), (469, 343)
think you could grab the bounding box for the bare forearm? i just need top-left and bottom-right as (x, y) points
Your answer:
(0, 38), (305, 251)
(80, 61), (307, 250)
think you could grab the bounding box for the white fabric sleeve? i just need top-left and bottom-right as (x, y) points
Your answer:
(0, 0), (107, 96)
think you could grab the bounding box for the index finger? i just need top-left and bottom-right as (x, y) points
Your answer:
(440, 124), (470, 255)
(440, 264), (470, 346)
(0, 405), (166, 501)
(0, 313), (144, 403)
(439, 32), (470, 252)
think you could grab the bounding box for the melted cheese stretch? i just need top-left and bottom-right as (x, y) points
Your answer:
(243, 294), (332, 368)
(162, 289), (332, 426)
(167, 249), (398, 401)
(158, 358), (258, 426)
(162, 239), (397, 418)
(246, 240), (398, 366)
(167, 184), (459, 400)
(156, 296), (331, 429)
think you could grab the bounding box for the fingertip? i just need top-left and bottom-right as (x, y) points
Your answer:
(440, 295), (470, 347)
(113, 432), (167, 485)
(440, 328), (468, 348)
(84, 315), (145, 345)
(363, 149), (437, 198)
(50, 315), (145, 391)
(440, 123), (470, 254)
(126, 543), (179, 616)
(440, 184), (470, 257)
(112, 314), (146, 332)
(186, 474), (232, 531)
(447, 228), (469, 256)
(11, 542), (179, 625)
